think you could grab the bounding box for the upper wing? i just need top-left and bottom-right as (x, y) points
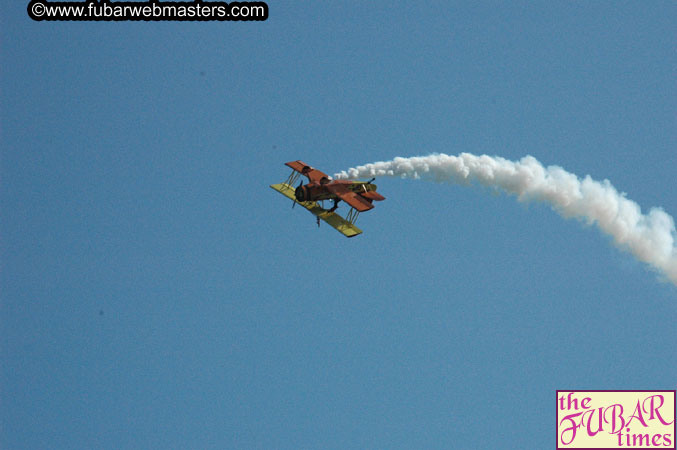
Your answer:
(285, 161), (329, 184)
(327, 184), (374, 212)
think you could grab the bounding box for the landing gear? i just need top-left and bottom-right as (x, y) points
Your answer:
(328, 199), (339, 213)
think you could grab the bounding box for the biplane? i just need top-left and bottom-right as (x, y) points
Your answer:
(270, 160), (385, 237)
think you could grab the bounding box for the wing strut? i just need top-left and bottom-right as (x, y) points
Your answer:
(346, 208), (360, 225)
(283, 169), (301, 187)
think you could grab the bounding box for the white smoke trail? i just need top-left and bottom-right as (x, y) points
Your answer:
(335, 153), (677, 286)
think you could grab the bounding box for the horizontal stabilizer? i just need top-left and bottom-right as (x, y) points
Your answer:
(361, 191), (385, 201)
(326, 184), (374, 212)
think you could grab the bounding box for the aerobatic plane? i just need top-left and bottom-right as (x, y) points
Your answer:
(270, 160), (385, 237)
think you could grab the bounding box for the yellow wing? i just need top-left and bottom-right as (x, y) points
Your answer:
(270, 183), (362, 238)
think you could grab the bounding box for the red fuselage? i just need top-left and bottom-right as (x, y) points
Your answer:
(294, 179), (383, 203)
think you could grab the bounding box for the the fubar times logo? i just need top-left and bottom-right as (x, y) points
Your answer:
(557, 390), (675, 449)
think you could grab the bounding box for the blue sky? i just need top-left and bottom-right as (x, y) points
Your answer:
(2, 2), (675, 449)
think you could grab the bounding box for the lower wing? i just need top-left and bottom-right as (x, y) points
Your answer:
(270, 183), (362, 237)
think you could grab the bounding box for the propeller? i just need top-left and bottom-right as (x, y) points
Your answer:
(293, 180), (304, 208)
